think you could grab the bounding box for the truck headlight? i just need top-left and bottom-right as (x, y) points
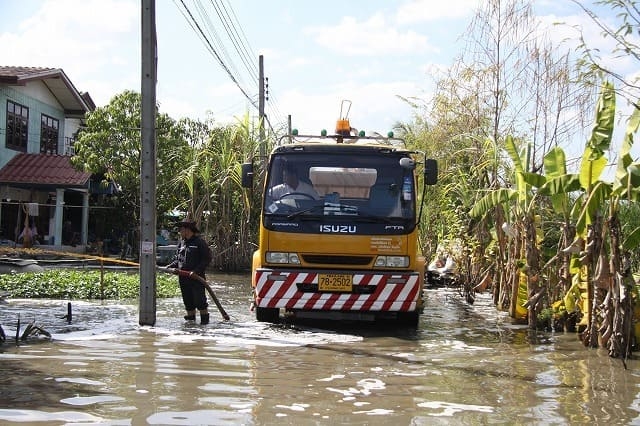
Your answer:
(374, 256), (409, 268)
(266, 252), (300, 264)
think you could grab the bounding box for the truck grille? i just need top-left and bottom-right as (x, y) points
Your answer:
(301, 255), (373, 266)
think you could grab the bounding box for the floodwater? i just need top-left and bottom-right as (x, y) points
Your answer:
(1, 274), (640, 425)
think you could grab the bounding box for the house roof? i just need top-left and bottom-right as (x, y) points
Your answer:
(0, 153), (91, 189)
(0, 66), (94, 117)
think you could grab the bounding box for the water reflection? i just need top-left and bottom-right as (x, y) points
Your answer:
(1, 275), (640, 424)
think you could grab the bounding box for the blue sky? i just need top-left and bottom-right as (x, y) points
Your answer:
(0, 0), (632, 140)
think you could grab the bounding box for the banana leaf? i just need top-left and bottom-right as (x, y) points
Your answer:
(575, 180), (612, 238)
(623, 225), (640, 252)
(469, 188), (516, 219)
(521, 172), (546, 189)
(586, 81), (615, 158)
(543, 146), (567, 178)
(505, 136), (528, 205)
(579, 146), (608, 190)
(579, 81), (615, 189)
(613, 104), (640, 196)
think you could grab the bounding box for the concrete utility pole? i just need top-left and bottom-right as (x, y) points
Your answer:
(258, 55), (265, 161)
(139, 0), (157, 326)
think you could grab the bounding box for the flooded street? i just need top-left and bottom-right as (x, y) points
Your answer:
(2, 274), (640, 425)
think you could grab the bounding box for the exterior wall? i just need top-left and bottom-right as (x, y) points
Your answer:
(0, 83), (66, 168)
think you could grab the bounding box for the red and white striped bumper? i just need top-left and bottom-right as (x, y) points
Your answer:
(254, 269), (421, 312)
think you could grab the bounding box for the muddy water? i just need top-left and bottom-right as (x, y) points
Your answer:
(1, 274), (640, 425)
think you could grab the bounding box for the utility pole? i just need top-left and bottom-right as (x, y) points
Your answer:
(139, 0), (157, 326)
(258, 55), (265, 161)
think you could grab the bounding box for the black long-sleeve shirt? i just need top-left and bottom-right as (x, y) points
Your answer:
(168, 235), (212, 279)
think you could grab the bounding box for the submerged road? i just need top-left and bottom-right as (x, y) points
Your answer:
(0, 273), (638, 424)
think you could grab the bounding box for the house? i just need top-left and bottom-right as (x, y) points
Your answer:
(0, 66), (94, 248)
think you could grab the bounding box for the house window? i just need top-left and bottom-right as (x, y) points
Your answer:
(40, 114), (59, 154)
(6, 100), (29, 151)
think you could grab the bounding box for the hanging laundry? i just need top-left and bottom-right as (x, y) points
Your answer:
(28, 202), (39, 216)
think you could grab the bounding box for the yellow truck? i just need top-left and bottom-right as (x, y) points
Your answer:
(241, 115), (437, 325)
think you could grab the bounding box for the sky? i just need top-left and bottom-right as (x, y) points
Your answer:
(0, 0), (633, 140)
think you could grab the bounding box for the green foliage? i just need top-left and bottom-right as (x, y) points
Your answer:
(72, 90), (190, 234)
(620, 202), (640, 267)
(0, 270), (179, 299)
(166, 112), (264, 270)
(70, 90), (263, 270)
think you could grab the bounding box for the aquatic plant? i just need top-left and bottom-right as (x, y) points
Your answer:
(0, 270), (179, 299)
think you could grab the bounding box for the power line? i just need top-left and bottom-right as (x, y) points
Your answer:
(211, 0), (258, 82)
(173, 0), (287, 136)
(174, 0), (256, 108)
(193, 0), (246, 88)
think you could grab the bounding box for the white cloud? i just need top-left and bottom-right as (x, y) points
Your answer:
(21, 0), (136, 33)
(538, 10), (640, 90)
(8, 0), (138, 65)
(0, 0), (139, 104)
(305, 13), (434, 56)
(395, 0), (481, 24)
(277, 80), (418, 135)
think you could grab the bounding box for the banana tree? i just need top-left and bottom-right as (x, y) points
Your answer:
(538, 147), (581, 297)
(531, 147), (582, 330)
(570, 81), (615, 349)
(568, 81), (640, 358)
(470, 136), (543, 326)
(471, 141), (582, 328)
(592, 95), (640, 357)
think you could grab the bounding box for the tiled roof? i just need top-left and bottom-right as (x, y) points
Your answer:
(0, 153), (90, 188)
(0, 66), (94, 116)
(0, 66), (56, 80)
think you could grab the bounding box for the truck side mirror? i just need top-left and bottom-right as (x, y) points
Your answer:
(241, 162), (253, 188)
(424, 159), (438, 185)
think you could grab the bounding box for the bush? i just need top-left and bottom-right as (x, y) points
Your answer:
(0, 269), (179, 299)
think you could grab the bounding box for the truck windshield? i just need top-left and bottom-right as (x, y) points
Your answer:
(264, 153), (415, 220)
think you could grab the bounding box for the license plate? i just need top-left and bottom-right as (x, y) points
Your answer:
(318, 274), (353, 292)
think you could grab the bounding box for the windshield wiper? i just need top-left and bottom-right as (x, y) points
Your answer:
(286, 203), (325, 219)
(286, 202), (361, 219)
(355, 212), (396, 224)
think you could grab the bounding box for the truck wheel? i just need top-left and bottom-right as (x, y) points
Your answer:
(256, 307), (280, 323)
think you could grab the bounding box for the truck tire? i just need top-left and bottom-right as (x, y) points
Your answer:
(256, 307), (280, 323)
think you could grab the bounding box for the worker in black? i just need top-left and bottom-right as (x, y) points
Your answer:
(167, 218), (213, 324)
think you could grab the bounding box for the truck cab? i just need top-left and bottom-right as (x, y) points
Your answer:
(242, 122), (437, 325)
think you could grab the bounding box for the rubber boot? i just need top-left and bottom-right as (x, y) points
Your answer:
(200, 313), (210, 325)
(184, 310), (196, 321)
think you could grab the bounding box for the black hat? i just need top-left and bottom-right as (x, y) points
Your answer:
(177, 216), (199, 233)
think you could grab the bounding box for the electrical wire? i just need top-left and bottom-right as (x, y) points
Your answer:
(173, 0), (287, 137)
(174, 0), (256, 108)
(193, 0), (245, 88)
(211, 0), (258, 82)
